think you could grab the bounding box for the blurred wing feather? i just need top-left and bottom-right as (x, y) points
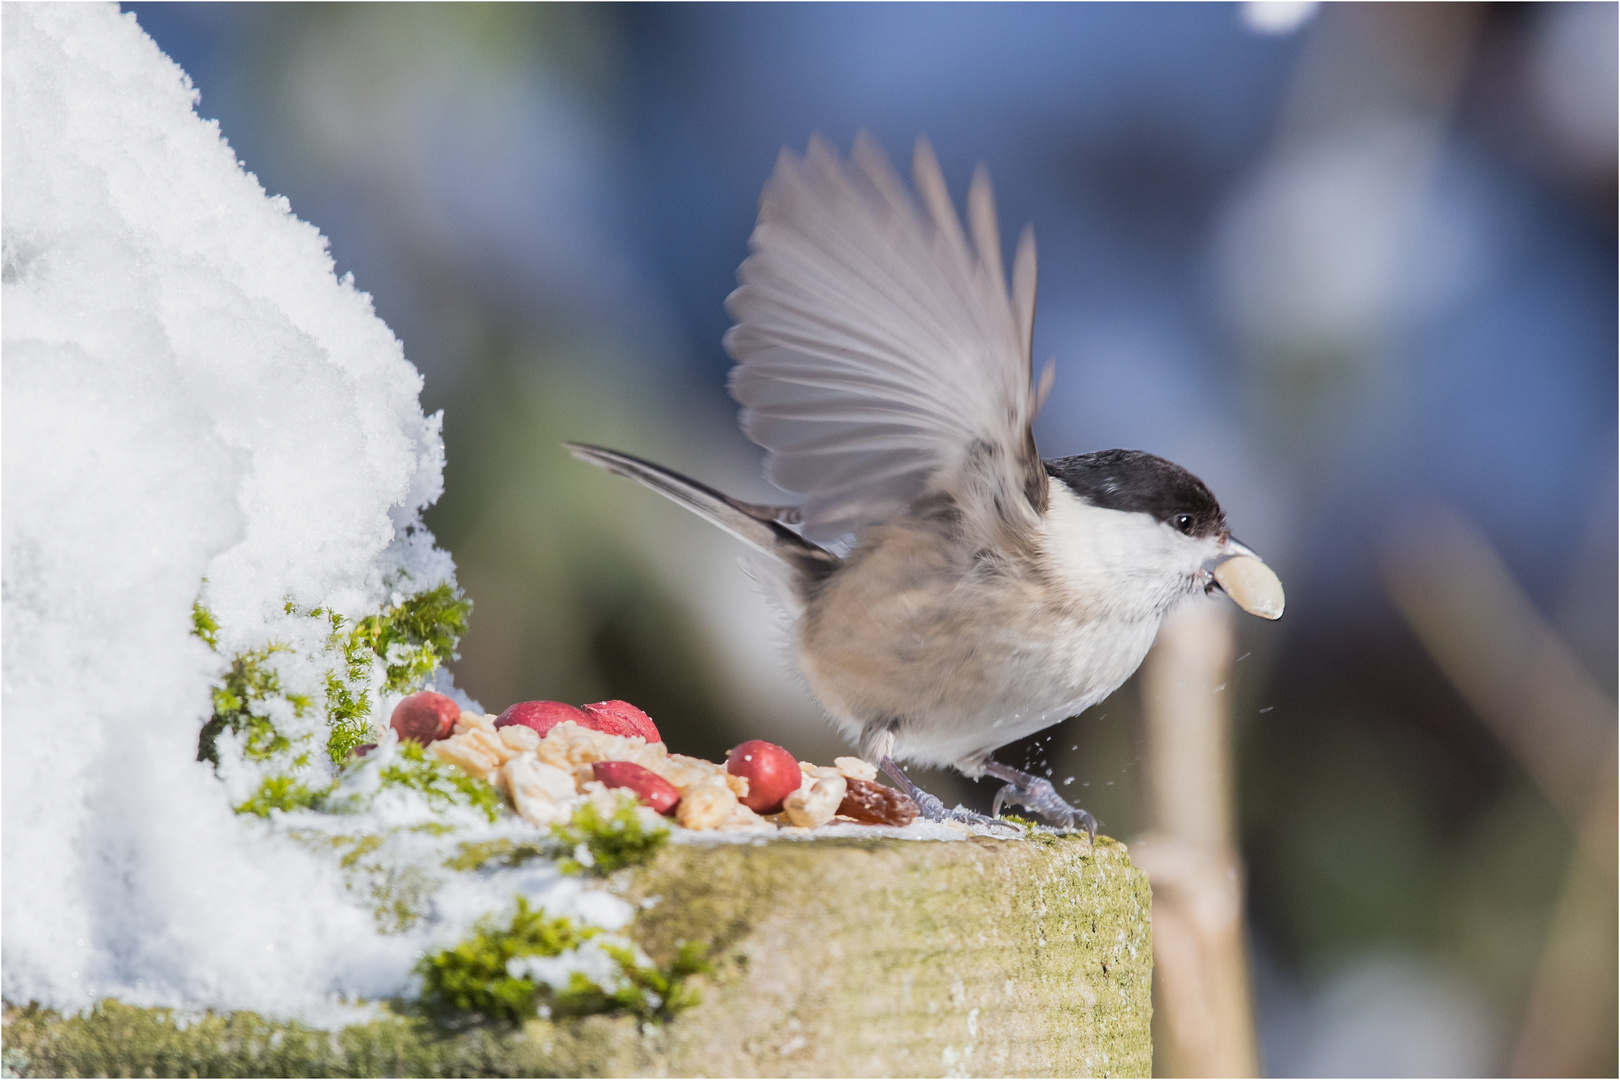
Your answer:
(725, 134), (1045, 543)
(1011, 226), (1037, 363)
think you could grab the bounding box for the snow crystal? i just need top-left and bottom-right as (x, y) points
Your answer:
(1, 2), (471, 1018)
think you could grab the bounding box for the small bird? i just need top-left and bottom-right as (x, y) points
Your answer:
(568, 135), (1283, 835)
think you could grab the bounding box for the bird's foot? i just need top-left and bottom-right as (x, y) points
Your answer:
(984, 762), (1098, 840)
(879, 756), (1023, 835)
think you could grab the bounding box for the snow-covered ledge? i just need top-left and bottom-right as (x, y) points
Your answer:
(4, 835), (1151, 1078)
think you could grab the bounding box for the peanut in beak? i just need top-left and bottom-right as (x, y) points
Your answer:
(1213, 555), (1285, 620)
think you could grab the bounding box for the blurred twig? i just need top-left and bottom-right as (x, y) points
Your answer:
(1511, 766), (1618, 1077)
(1382, 506), (1617, 1077)
(1133, 599), (1260, 1077)
(1381, 507), (1614, 841)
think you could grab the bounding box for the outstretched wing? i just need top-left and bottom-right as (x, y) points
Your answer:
(725, 134), (1047, 545)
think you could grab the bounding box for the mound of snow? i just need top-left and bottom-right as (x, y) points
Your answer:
(2, 3), (462, 1016)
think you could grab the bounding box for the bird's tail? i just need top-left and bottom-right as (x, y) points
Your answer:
(563, 443), (837, 578)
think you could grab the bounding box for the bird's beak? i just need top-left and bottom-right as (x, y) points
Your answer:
(1205, 538), (1284, 620)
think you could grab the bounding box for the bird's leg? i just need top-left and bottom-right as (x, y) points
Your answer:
(983, 759), (1098, 839)
(878, 756), (1021, 834)
(862, 718), (1019, 834)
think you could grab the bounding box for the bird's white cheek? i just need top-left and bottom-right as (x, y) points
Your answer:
(1039, 488), (1197, 615)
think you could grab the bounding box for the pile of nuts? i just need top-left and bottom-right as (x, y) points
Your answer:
(381, 691), (920, 832)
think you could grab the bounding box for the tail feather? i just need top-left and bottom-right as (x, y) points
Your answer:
(563, 442), (837, 579)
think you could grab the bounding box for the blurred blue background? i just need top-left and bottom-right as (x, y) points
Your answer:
(126, 3), (1616, 1074)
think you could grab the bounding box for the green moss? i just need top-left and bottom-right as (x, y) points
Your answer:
(322, 673), (372, 764)
(191, 598), (220, 651)
(553, 940), (709, 1022)
(411, 821), (456, 837)
(339, 833), (386, 869)
(2, 998), (571, 1079)
(365, 864), (437, 934)
(417, 896), (592, 1023)
(195, 643), (305, 767)
(415, 897), (708, 1026)
(548, 799), (668, 877)
(349, 582), (472, 695)
(444, 838), (553, 873)
(281, 831), (436, 934)
(375, 740), (500, 822)
(234, 774), (332, 817)
(443, 802), (667, 878)
(287, 829), (369, 859)
(321, 583), (473, 763)
(193, 583), (474, 769)
(191, 600), (315, 769)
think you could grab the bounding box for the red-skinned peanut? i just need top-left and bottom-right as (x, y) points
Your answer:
(389, 692), (460, 744)
(726, 739), (800, 814)
(592, 761), (680, 815)
(580, 700), (661, 743)
(495, 700), (591, 738)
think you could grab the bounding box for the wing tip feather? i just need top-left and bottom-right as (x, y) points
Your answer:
(730, 132), (1046, 541)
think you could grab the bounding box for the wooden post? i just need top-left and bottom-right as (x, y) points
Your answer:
(2, 834), (1154, 1078)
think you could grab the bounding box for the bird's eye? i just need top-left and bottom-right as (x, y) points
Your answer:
(1174, 513), (1194, 535)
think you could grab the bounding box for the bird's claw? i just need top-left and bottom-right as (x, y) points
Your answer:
(911, 788), (1023, 835)
(877, 754), (1024, 835)
(992, 777), (1098, 840)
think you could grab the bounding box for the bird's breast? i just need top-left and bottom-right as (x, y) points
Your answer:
(795, 526), (1164, 766)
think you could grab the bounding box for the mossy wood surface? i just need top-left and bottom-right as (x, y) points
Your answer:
(2, 834), (1151, 1078)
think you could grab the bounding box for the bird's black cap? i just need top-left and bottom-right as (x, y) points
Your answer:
(1044, 450), (1226, 539)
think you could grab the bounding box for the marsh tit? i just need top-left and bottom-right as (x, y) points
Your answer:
(568, 135), (1283, 835)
